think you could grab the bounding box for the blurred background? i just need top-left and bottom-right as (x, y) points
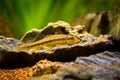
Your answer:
(0, 0), (119, 39)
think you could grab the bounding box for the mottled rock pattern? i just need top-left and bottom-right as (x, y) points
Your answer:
(32, 59), (62, 76)
(0, 32), (117, 69)
(0, 21), (119, 69)
(0, 21), (119, 80)
(72, 12), (109, 36)
(72, 13), (96, 31)
(0, 36), (19, 51)
(72, 5), (120, 40)
(20, 21), (85, 43)
(32, 51), (120, 80)
(21, 21), (72, 43)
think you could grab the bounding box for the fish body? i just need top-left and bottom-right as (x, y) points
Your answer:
(18, 34), (80, 51)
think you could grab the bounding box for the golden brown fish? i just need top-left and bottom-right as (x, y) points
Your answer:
(18, 34), (80, 52)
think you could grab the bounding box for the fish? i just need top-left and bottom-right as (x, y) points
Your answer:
(17, 34), (80, 52)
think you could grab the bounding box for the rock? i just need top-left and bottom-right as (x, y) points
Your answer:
(21, 21), (85, 43)
(72, 12), (109, 36)
(38, 51), (120, 80)
(21, 21), (72, 43)
(0, 36), (19, 51)
(72, 4), (120, 40)
(17, 33), (117, 63)
(0, 21), (119, 69)
(90, 12), (109, 36)
(20, 29), (42, 43)
(32, 59), (62, 76)
(0, 21), (119, 80)
(72, 13), (97, 31)
(108, 4), (120, 40)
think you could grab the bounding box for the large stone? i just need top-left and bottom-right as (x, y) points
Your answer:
(20, 21), (72, 43)
(34, 51), (120, 80)
(0, 21), (119, 80)
(0, 21), (119, 69)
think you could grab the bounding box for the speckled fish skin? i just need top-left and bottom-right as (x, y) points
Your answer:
(17, 34), (80, 52)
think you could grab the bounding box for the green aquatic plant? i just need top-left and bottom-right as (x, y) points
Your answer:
(0, 0), (118, 39)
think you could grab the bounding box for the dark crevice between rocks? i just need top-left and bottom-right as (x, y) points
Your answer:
(63, 75), (92, 80)
(0, 38), (119, 69)
(0, 51), (33, 69)
(99, 12), (109, 34)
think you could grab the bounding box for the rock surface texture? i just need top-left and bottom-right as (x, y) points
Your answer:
(35, 51), (119, 80)
(0, 21), (119, 80)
